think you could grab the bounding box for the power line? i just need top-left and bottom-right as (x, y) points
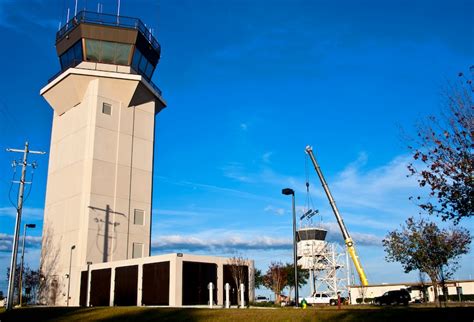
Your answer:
(5, 141), (46, 311)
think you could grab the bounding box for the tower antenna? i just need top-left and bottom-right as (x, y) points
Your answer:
(117, 0), (121, 24)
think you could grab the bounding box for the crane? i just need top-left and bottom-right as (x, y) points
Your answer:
(305, 145), (369, 286)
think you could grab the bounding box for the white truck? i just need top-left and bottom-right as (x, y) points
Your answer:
(300, 293), (340, 306)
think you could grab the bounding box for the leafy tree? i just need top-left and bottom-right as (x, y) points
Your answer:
(24, 267), (40, 304)
(284, 263), (309, 301)
(6, 265), (21, 305)
(383, 217), (471, 306)
(407, 68), (473, 224)
(6, 264), (40, 305)
(254, 268), (264, 289)
(263, 262), (287, 304)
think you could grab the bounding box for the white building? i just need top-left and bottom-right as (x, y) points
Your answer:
(349, 280), (474, 304)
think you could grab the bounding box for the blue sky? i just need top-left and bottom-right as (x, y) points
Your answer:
(0, 0), (473, 297)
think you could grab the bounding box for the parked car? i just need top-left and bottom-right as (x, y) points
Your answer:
(374, 289), (411, 305)
(255, 296), (270, 303)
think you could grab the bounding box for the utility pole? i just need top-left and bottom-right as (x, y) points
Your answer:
(6, 141), (45, 310)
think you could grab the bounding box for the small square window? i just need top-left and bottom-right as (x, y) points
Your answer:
(102, 102), (112, 115)
(134, 209), (144, 225)
(132, 243), (143, 259)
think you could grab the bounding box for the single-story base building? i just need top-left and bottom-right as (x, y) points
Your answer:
(75, 253), (254, 307)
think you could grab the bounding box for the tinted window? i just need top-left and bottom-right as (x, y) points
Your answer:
(144, 60), (154, 79)
(86, 39), (100, 61)
(131, 49), (141, 71)
(115, 43), (131, 65)
(139, 54), (148, 75)
(60, 40), (83, 69)
(74, 41), (83, 61)
(85, 39), (132, 65)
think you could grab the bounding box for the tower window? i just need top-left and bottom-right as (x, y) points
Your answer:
(102, 103), (112, 115)
(132, 243), (143, 259)
(134, 209), (145, 225)
(59, 40), (83, 70)
(85, 39), (132, 65)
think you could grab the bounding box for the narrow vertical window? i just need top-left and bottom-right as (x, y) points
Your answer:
(134, 209), (145, 225)
(132, 243), (143, 259)
(102, 102), (112, 115)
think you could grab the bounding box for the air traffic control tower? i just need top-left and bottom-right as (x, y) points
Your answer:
(39, 11), (166, 305)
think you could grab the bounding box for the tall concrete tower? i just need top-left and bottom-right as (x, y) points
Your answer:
(39, 11), (166, 305)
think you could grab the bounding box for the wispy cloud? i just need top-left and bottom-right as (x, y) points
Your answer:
(240, 123), (248, 131)
(321, 222), (382, 247)
(262, 151), (273, 164)
(215, 152), (421, 234)
(0, 207), (44, 220)
(330, 154), (419, 215)
(0, 233), (42, 252)
(0, 0), (58, 31)
(221, 163), (253, 183)
(155, 176), (283, 205)
(264, 205), (285, 216)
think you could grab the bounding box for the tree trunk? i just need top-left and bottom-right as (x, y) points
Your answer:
(288, 286), (294, 302)
(429, 277), (440, 307)
(274, 292), (280, 304)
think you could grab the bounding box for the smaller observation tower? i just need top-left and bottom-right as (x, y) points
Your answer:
(297, 210), (349, 299)
(39, 11), (166, 306)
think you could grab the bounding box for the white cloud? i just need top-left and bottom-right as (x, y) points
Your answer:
(321, 222), (382, 246)
(264, 205), (285, 216)
(151, 223), (381, 254)
(0, 233), (42, 252)
(151, 233), (291, 253)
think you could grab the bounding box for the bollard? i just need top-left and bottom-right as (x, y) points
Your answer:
(208, 282), (214, 308)
(240, 283), (245, 308)
(225, 283), (230, 308)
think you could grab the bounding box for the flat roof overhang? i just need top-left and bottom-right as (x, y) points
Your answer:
(40, 67), (166, 115)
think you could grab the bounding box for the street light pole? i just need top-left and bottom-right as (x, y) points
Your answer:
(282, 188), (299, 307)
(67, 245), (76, 306)
(19, 223), (36, 306)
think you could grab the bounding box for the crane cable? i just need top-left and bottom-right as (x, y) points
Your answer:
(304, 154), (322, 227)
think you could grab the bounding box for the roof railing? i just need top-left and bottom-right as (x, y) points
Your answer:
(56, 10), (160, 52)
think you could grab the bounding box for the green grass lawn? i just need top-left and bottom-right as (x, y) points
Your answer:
(0, 305), (473, 322)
